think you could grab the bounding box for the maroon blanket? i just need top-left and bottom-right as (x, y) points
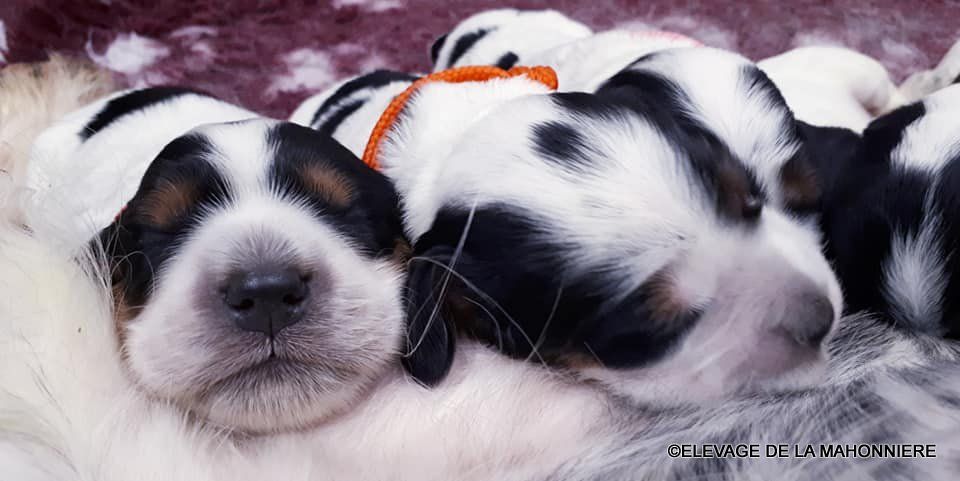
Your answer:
(1, 0), (955, 118)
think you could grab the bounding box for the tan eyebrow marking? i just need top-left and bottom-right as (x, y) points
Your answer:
(779, 156), (821, 211)
(136, 178), (199, 229)
(299, 164), (355, 207)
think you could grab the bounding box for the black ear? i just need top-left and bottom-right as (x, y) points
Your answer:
(95, 212), (133, 281)
(401, 245), (461, 386)
(429, 33), (449, 65)
(861, 101), (925, 163)
(93, 211), (150, 310)
(790, 121), (865, 212)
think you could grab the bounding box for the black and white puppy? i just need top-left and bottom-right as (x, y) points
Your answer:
(293, 47), (843, 403)
(429, 8), (592, 71)
(28, 88), (409, 433)
(818, 84), (960, 340)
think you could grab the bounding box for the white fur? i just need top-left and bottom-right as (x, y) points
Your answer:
(884, 212), (948, 334)
(759, 46), (906, 131)
(432, 9), (592, 71)
(26, 90), (257, 247)
(891, 84), (960, 173)
(526, 29), (702, 92)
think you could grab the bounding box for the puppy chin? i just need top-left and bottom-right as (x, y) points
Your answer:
(188, 359), (383, 434)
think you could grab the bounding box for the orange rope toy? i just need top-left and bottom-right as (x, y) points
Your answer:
(361, 65), (559, 170)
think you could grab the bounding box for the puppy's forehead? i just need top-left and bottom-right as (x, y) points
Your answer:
(426, 93), (724, 283)
(192, 119), (276, 193)
(619, 48), (801, 195)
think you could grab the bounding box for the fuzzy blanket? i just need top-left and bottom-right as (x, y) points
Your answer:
(2, 0), (959, 119)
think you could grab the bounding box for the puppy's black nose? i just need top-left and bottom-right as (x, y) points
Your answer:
(783, 290), (835, 348)
(224, 266), (309, 336)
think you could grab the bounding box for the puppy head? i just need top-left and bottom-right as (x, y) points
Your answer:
(98, 120), (407, 433)
(430, 8), (591, 71)
(822, 85), (960, 339)
(396, 73), (841, 403)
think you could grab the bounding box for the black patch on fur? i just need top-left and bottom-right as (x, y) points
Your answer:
(530, 121), (595, 172)
(551, 91), (626, 119)
(402, 204), (699, 385)
(429, 33), (448, 64)
(822, 163), (930, 326)
(97, 133), (230, 309)
(789, 121), (863, 216)
(494, 52), (519, 70)
(315, 100), (363, 137)
(861, 101), (925, 163)
(81, 87), (202, 140)
(953, 72), (960, 85)
(310, 70), (418, 128)
(267, 122), (405, 259)
(447, 28), (492, 67)
(595, 69), (766, 223)
(814, 102), (960, 338)
(931, 153), (960, 339)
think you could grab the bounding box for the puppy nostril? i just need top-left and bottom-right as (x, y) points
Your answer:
(231, 298), (255, 311)
(282, 293), (305, 306)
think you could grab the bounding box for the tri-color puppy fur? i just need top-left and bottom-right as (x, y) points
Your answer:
(817, 84), (960, 340)
(294, 47), (843, 403)
(429, 8), (592, 71)
(31, 87), (409, 433)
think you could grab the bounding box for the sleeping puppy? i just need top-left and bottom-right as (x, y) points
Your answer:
(27, 88), (409, 433)
(430, 8), (592, 71)
(296, 47), (844, 403)
(817, 84), (960, 340)
(758, 46), (905, 132)
(100, 120), (408, 433)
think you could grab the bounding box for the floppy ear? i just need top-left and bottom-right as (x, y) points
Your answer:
(789, 121), (864, 212)
(401, 244), (462, 386)
(93, 210), (149, 316)
(861, 101), (924, 162)
(429, 33), (449, 65)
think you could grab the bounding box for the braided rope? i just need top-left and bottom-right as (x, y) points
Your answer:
(361, 65), (559, 170)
